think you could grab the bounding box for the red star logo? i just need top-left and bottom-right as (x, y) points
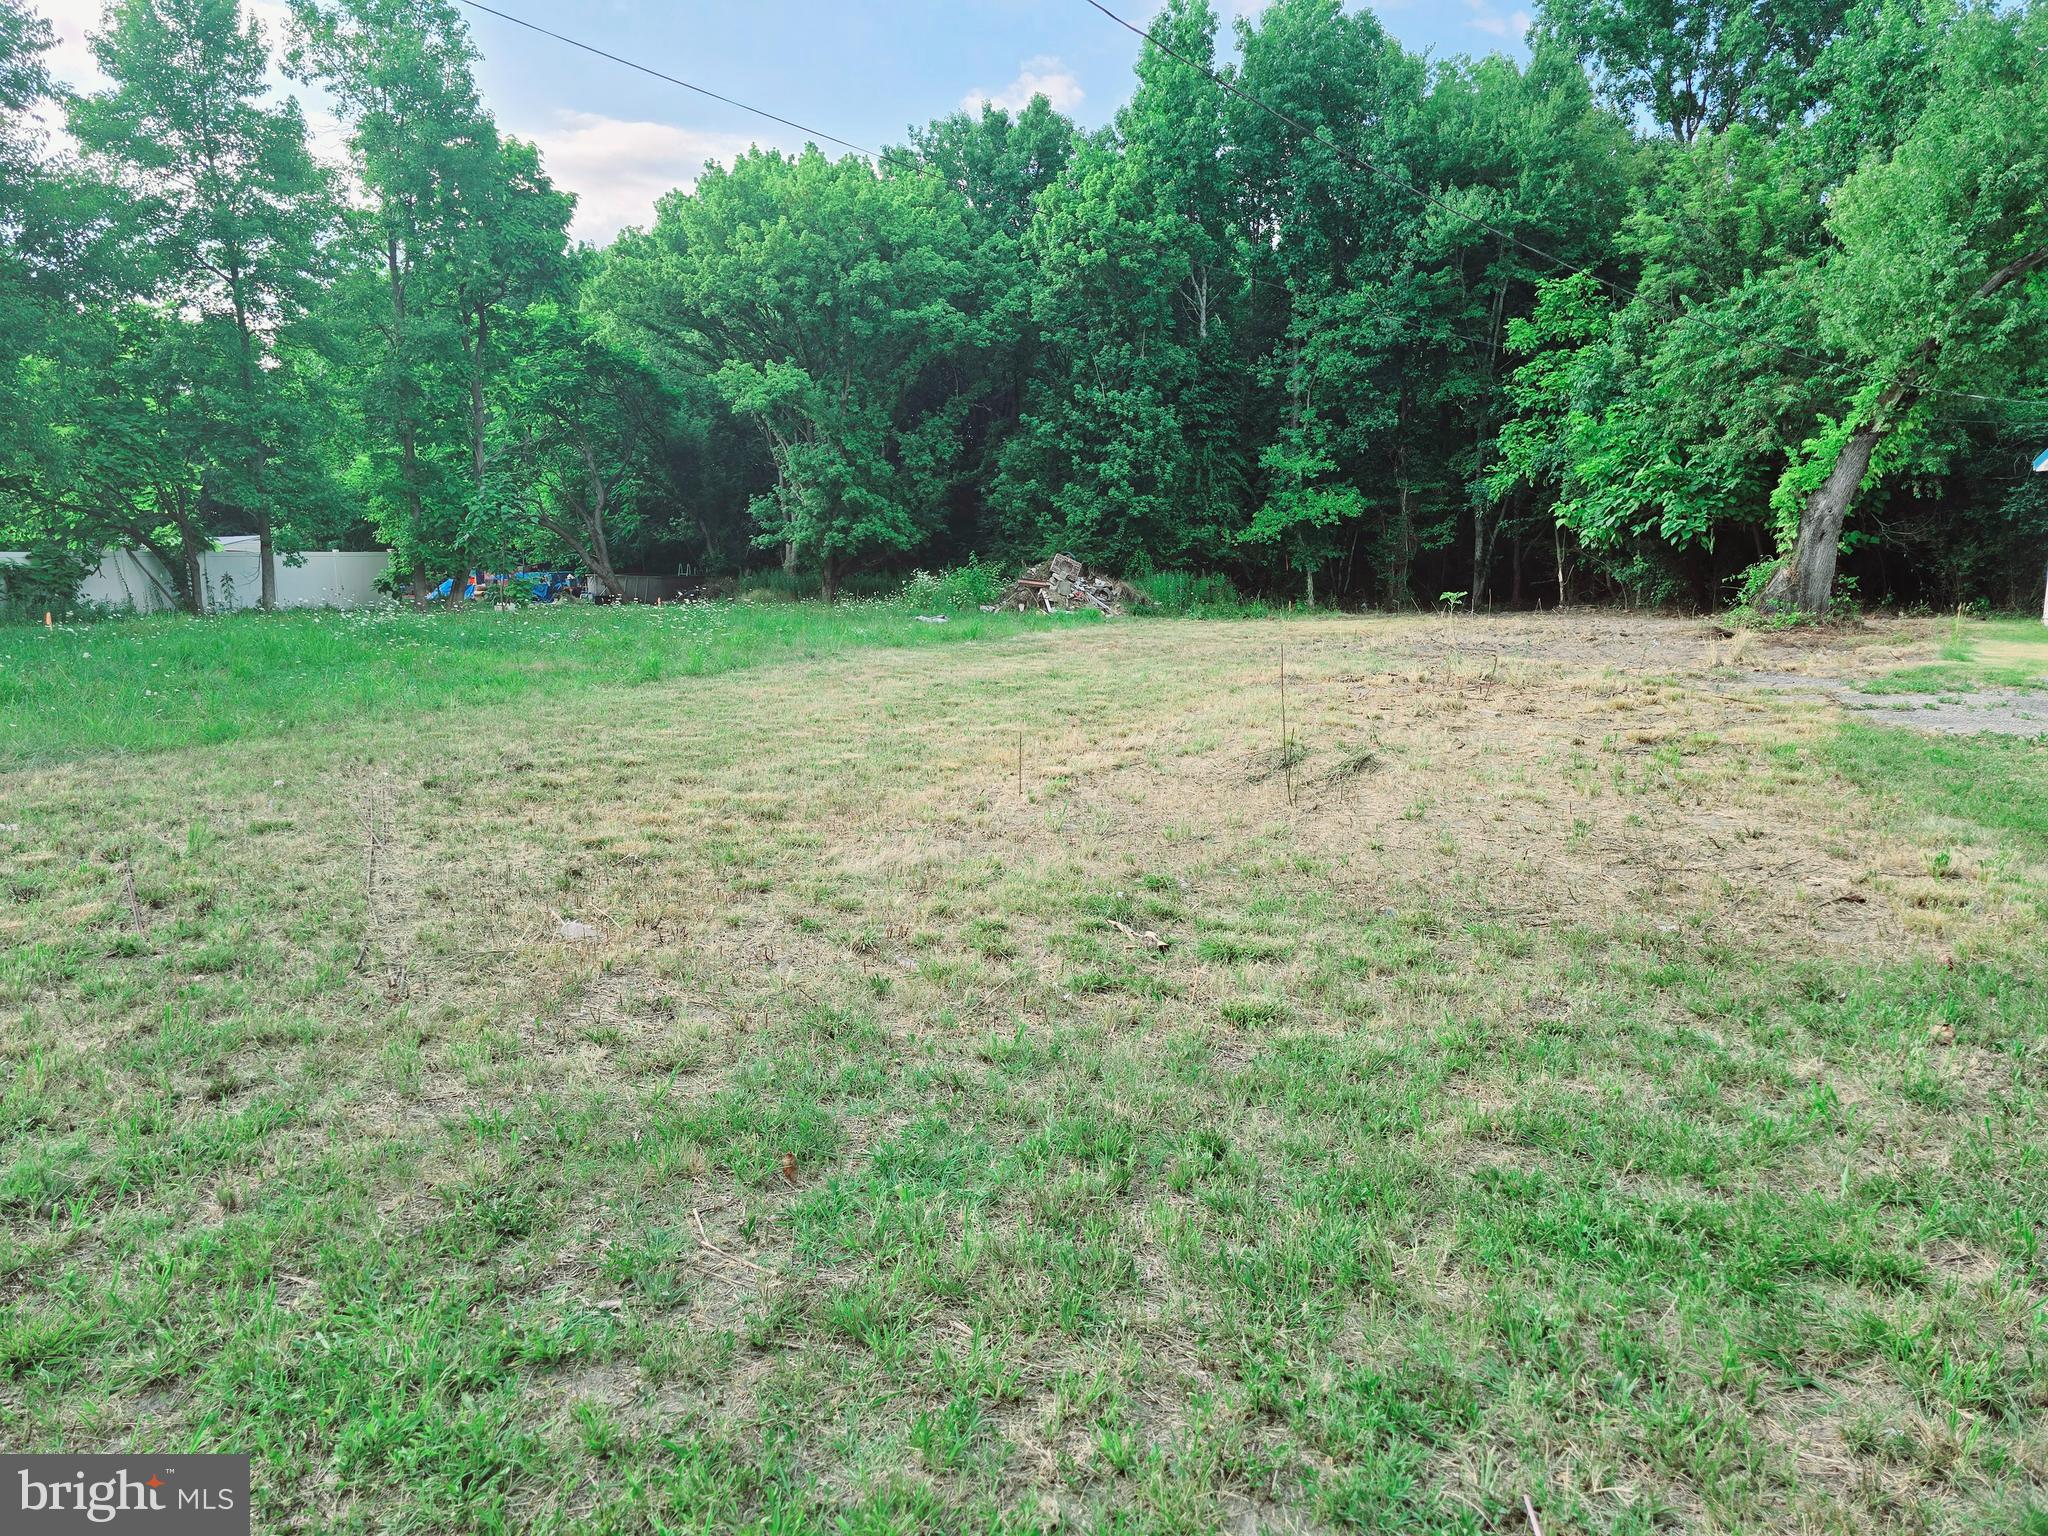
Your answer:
(147, 1476), (163, 1488)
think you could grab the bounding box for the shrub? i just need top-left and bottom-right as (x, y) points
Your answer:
(898, 559), (1007, 612)
(0, 544), (97, 622)
(739, 568), (810, 601)
(1725, 559), (1861, 629)
(1131, 569), (1245, 615)
(1730, 559), (1780, 614)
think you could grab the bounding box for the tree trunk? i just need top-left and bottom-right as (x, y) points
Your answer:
(399, 424), (428, 605)
(1761, 424), (1883, 616)
(258, 514), (277, 610)
(115, 520), (189, 612)
(1386, 384), (1415, 609)
(1470, 256), (1508, 614)
(581, 462), (622, 599)
(1763, 247), (2048, 616)
(166, 505), (207, 616)
(1387, 483), (1414, 609)
(469, 307), (489, 489)
(183, 542), (206, 614)
(229, 270), (274, 611)
(385, 238), (430, 608)
(1471, 506), (1491, 612)
(821, 554), (842, 604)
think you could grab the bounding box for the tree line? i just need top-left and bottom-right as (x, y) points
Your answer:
(3, 0), (2046, 615)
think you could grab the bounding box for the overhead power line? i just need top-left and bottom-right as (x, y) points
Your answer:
(453, 0), (2046, 424)
(452, 4), (1509, 355)
(452, 0), (884, 160)
(1077, 0), (2048, 420)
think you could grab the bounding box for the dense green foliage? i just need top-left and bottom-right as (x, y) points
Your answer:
(4, 0), (2047, 612)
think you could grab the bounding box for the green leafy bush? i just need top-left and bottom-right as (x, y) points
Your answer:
(1726, 560), (1861, 628)
(898, 560), (1006, 612)
(0, 544), (97, 622)
(1731, 559), (1780, 614)
(1130, 570), (1245, 615)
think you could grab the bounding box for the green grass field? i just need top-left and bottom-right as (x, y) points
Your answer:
(0, 601), (1074, 768)
(1860, 617), (2048, 696)
(4, 607), (2046, 1534)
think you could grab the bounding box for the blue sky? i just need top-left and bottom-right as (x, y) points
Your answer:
(36, 0), (1531, 242)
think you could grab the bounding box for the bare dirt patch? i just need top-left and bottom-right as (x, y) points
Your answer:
(1734, 672), (2048, 736)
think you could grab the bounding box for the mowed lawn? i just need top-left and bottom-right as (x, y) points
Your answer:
(0, 602), (1063, 768)
(4, 607), (2047, 1534)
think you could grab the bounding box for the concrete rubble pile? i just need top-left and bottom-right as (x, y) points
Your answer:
(990, 553), (1144, 616)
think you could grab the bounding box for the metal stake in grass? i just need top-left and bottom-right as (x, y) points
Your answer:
(1017, 728), (1025, 799)
(1280, 643), (1294, 808)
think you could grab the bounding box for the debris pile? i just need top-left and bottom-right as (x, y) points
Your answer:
(991, 553), (1144, 616)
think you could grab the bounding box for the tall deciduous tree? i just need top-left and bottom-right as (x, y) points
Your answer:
(1231, 0), (1427, 601)
(475, 299), (662, 593)
(1538, 0), (1856, 141)
(288, 0), (487, 595)
(904, 95), (1078, 559)
(1414, 43), (1632, 608)
(911, 95), (1079, 240)
(445, 133), (573, 491)
(990, 2), (1244, 573)
(1766, 3), (2048, 613)
(0, 0), (58, 514)
(600, 147), (994, 598)
(39, 307), (224, 611)
(71, 0), (332, 608)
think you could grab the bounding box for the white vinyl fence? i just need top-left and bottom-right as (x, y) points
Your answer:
(2, 537), (390, 613)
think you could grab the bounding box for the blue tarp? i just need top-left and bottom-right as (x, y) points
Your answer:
(426, 571), (582, 602)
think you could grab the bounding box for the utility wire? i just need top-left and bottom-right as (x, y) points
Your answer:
(1079, 0), (1642, 305)
(448, 2), (1496, 359)
(1078, 0), (2048, 420)
(455, 0), (2047, 425)
(452, 0), (887, 161)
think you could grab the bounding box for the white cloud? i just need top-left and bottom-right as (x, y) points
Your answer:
(32, 0), (110, 95)
(25, 3), (730, 241)
(509, 109), (771, 245)
(34, 0), (296, 88)
(29, 0), (344, 172)
(961, 54), (1084, 116)
(1463, 1), (1532, 39)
